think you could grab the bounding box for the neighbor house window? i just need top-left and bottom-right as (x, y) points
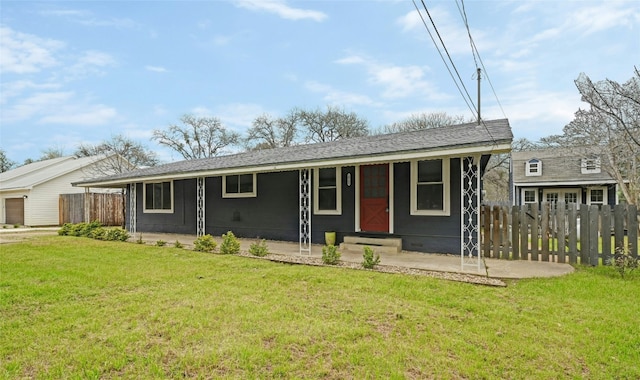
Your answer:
(144, 181), (173, 213)
(411, 159), (450, 216)
(223, 174), (257, 198)
(525, 159), (542, 176)
(545, 192), (559, 204)
(523, 189), (537, 204)
(588, 187), (606, 206)
(314, 167), (342, 215)
(581, 157), (601, 174)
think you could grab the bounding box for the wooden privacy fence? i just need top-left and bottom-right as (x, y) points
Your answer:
(481, 202), (639, 265)
(59, 193), (124, 226)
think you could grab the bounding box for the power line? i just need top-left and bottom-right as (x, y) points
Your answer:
(411, 0), (475, 117)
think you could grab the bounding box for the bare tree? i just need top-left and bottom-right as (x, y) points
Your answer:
(297, 105), (369, 143)
(245, 111), (299, 150)
(75, 134), (159, 175)
(541, 70), (640, 206)
(152, 114), (240, 159)
(0, 149), (16, 173)
(380, 112), (466, 134)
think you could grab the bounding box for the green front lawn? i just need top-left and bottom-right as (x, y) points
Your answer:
(1, 236), (639, 378)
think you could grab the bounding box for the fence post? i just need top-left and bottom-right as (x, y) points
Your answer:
(589, 205), (599, 266)
(601, 206), (612, 265)
(628, 205), (638, 258)
(580, 206), (589, 265)
(482, 205), (490, 257)
(492, 205), (500, 259)
(530, 205), (539, 261)
(520, 206), (529, 260)
(557, 202), (566, 264)
(614, 204), (625, 255)
(567, 203), (578, 264)
(511, 206), (520, 260)
(541, 202), (550, 262)
(501, 207), (510, 259)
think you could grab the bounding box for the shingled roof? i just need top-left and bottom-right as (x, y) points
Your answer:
(76, 118), (512, 187)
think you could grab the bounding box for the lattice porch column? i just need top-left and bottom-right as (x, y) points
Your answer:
(129, 183), (137, 236)
(299, 168), (312, 255)
(196, 177), (205, 237)
(461, 156), (482, 272)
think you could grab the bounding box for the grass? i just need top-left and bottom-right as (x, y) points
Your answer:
(1, 236), (639, 379)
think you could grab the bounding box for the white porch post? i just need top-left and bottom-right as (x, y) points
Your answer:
(461, 156), (482, 272)
(299, 168), (312, 255)
(196, 177), (205, 237)
(129, 183), (137, 236)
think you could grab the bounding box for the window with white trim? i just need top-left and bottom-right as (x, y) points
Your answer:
(581, 157), (601, 174)
(223, 174), (257, 198)
(144, 181), (173, 213)
(411, 159), (450, 216)
(542, 188), (580, 206)
(525, 159), (542, 176)
(588, 187), (607, 206)
(545, 192), (559, 204)
(314, 167), (342, 215)
(523, 189), (537, 204)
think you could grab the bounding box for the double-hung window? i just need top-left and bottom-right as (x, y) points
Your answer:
(525, 159), (542, 176)
(314, 167), (341, 215)
(588, 187), (606, 206)
(223, 174), (256, 198)
(144, 181), (173, 213)
(411, 159), (450, 216)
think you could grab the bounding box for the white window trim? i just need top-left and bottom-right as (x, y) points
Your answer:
(223, 173), (257, 198)
(525, 159), (542, 177)
(581, 157), (601, 174)
(541, 188), (580, 205)
(143, 180), (174, 214)
(521, 188), (538, 204)
(410, 158), (450, 216)
(314, 167), (342, 215)
(587, 186), (607, 206)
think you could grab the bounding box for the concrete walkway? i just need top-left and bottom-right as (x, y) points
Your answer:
(133, 232), (574, 279)
(0, 228), (575, 279)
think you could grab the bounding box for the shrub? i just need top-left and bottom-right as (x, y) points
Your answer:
(220, 231), (241, 255)
(174, 240), (183, 248)
(156, 240), (167, 247)
(362, 246), (381, 269)
(322, 245), (341, 265)
(104, 228), (130, 242)
(58, 223), (73, 236)
(249, 239), (270, 257)
(194, 234), (217, 253)
(13, 224), (19, 228)
(88, 227), (107, 240)
(610, 245), (638, 279)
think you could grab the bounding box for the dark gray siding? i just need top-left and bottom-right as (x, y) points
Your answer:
(312, 166), (356, 245)
(392, 159), (461, 254)
(132, 179), (197, 234)
(205, 171), (299, 241)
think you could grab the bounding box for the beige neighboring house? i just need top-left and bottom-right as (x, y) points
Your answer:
(0, 155), (120, 226)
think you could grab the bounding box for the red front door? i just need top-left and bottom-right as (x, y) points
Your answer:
(360, 164), (389, 232)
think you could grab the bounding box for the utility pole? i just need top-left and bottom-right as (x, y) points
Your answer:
(477, 67), (481, 125)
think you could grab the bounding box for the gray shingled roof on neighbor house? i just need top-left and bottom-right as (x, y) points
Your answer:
(512, 148), (616, 184)
(76, 118), (512, 187)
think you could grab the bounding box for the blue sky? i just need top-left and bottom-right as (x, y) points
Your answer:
(1, 0), (638, 164)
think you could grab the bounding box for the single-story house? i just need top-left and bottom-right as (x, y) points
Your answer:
(511, 148), (619, 207)
(75, 119), (512, 256)
(0, 155), (122, 226)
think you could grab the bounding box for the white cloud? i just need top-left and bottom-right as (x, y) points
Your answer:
(2, 91), (117, 126)
(0, 26), (63, 74)
(336, 54), (448, 101)
(145, 65), (168, 73)
(234, 0), (327, 22)
(40, 8), (138, 29)
(305, 81), (378, 107)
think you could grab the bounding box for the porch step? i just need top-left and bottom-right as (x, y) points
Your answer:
(339, 236), (402, 254)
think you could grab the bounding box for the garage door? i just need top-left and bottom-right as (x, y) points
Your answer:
(6, 198), (24, 225)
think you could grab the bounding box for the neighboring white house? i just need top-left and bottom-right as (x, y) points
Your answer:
(0, 156), (121, 226)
